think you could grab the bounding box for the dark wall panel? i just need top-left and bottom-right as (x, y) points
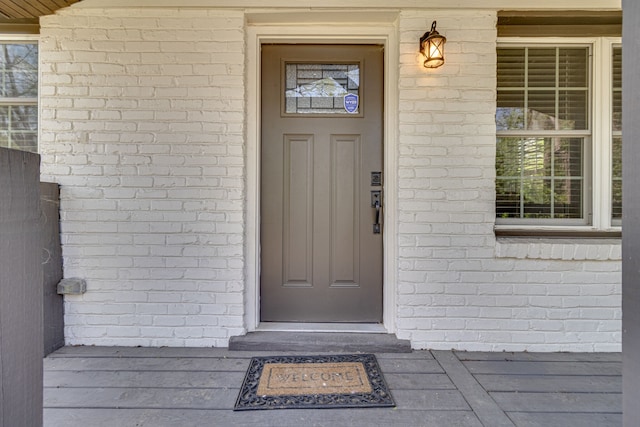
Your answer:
(622, 1), (640, 426)
(41, 182), (63, 356)
(0, 147), (43, 427)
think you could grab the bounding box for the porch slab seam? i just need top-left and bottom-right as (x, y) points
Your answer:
(432, 350), (515, 427)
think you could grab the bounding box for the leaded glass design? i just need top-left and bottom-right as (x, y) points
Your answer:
(285, 63), (360, 114)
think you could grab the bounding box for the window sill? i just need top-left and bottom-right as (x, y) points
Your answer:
(495, 227), (621, 239)
(494, 227), (621, 261)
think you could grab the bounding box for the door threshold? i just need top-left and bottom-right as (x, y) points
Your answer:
(256, 322), (387, 334)
(230, 329), (411, 352)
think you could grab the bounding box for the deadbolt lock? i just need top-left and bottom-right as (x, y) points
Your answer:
(371, 171), (382, 186)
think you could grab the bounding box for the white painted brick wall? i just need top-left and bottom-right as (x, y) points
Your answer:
(39, 6), (621, 351)
(39, 8), (246, 347)
(397, 10), (621, 351)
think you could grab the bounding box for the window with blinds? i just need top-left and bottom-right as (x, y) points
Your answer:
(612, 46), (622, 224)
(0, 42), (38, 153)
(496, 46), (590, 223)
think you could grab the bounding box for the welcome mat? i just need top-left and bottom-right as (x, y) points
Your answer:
(234, 354), (395, 410)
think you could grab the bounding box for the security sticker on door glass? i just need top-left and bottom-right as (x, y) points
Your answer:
(344, 93), (359, 114)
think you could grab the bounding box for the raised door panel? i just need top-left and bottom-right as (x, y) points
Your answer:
(330, 134), (361, 288)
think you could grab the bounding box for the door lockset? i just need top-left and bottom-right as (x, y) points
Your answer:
(371, 190), (381, 234)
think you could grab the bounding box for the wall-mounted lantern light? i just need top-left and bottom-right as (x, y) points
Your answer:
(420, 21), (446, 68)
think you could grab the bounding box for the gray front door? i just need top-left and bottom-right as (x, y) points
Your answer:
(260, 44), (384, 322)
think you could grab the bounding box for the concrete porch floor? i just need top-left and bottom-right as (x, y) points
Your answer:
(43, 346), (621, 427)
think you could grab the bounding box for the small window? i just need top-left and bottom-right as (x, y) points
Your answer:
(284, 63), (360, 115)
(0, 42), (38, 153)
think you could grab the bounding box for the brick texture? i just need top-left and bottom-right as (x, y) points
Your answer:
(39, 9), (246, 347)
(38, 7), (621, 351)
(396, 11), (620, 351)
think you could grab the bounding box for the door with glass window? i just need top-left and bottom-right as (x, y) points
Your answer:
(260, 45), (383, 322)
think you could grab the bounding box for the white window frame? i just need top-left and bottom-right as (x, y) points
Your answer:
(496, 37), (622, 234)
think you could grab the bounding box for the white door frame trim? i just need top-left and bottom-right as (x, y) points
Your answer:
(245, 21), (399, 334)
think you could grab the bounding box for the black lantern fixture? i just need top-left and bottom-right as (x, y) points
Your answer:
(420, 21), (446, 68)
